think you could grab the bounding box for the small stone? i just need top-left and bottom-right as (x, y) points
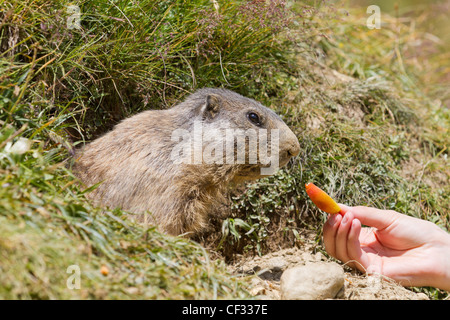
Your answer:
(415, 293), (429, 300)
(249, 285), (266, 296)
(314, 251), (325, 261)
(125, 287), (139, 295)
(266, 256), (287, 271)
(280, 261), (345, 300)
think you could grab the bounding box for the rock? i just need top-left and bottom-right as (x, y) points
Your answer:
(416, 293), (429, 300)
(248, 277), (280, 300)
(257, 256), (288, 281)
(280, 261), (345, 300)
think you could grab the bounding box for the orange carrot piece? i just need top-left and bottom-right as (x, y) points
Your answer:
(305, 182), (341, 214)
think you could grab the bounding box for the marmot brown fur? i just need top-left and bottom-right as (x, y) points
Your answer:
(73, 88), (300, 236)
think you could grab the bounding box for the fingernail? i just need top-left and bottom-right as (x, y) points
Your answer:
(342, 213), (348, 224)
(327, 214), (337, 226)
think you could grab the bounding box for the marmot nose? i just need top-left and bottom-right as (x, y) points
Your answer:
(284, 130), (300, 158)
(287, 141), (300, 157)
(287, 144), (300, 157)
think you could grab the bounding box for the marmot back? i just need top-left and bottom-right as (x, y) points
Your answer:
(73, 88), (300, 236)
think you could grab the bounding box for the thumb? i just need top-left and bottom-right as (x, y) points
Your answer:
(338, 204), (398, 231)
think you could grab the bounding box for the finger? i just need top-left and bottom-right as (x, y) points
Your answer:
(323, 213), (342, 258)
(337, 203), (351, 215)
(347, 218), (370, 272)
(335, 211), (354, 267)
(338, 205), (398, 231)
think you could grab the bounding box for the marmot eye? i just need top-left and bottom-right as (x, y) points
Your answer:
(247, 112), (261, 126)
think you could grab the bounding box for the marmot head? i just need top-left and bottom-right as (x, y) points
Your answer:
(171, 88), (300, 182)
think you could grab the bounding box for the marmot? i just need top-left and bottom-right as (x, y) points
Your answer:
(73, 88), (300, 236)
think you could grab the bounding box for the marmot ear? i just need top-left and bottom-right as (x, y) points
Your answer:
(201, 94), (221, 119)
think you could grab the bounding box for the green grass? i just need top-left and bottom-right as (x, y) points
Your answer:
(0, 0), (449, 299)
(1, 0), (291, 137)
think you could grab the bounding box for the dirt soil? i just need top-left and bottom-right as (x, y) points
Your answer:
(228, 230), (429, 300)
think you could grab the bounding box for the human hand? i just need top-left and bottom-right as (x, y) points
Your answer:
(323, 204), (450, 291)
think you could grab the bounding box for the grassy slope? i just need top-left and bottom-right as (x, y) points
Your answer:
(0, 0), (448, 299)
